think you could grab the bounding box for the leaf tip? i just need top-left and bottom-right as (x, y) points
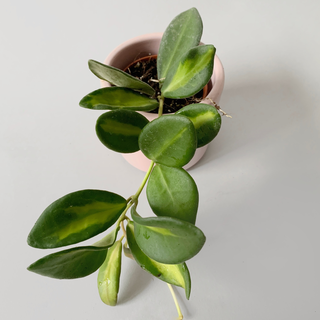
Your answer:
(27, 232), (37, 248)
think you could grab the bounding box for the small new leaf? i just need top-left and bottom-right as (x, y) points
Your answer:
(97, 240), (122, 306)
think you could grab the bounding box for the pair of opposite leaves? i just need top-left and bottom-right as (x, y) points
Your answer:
(96, 103), (221, 169)
(27, 167), (205, 267)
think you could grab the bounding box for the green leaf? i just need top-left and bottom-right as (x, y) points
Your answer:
(147, 164), (198, 224)
(157, 8), (203, 80)
(27, 190), (126, 249)
(88, 60), (155, 96)
(96, 110), (149, 153)
(97, 240), (122, 306)
(139, 115), (196, 167)
(79, 87), (158, 111)
(176, 103), (221, 147)
(131, 205), (206, 264)
(161, 45), (216, 99)
(93, 226), (120, 248)
(127, 221), (191, 299)
(27, 246), (108, 279)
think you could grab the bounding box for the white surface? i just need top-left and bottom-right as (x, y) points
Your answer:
(1, 1), (319, 319)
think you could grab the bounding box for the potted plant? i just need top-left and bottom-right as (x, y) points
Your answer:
(99, 32), (225, 171)
(27, 8), (226, 319)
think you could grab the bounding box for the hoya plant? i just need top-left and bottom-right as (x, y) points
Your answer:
(27, 8), (223, 319)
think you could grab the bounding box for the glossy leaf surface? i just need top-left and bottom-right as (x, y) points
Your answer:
(127, 222), (191, 299)
(131, 206), (206, 264)
(177, 103), (221, 147)
(157, 8), (203, 80)
(79, 87), (158, 111)
(147, 164), (198, 224)
(27, 246), (108, 279)
(161, 45), (215, 99)
(96, 110), (149, 153)
(88, 60), (154, 96)
(27, 190), (126, 249)
(98, 240), (122, 306)
(139, 115), (196, 167)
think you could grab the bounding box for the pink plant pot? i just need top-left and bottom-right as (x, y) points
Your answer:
(101, 33), (225, 172)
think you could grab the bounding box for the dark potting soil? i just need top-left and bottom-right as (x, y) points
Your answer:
(125, 56), (204, 114)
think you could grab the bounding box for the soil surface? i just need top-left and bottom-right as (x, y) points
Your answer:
(125, 56), (204, 114)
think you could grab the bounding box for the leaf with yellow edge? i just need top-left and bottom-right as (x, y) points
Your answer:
(127, 221), (191, 299)
(176, 103), (221, 147)
(97, 240), (122, 306)
(131, 205), (205, 264)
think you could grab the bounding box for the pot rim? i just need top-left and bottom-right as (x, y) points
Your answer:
(105, 33), (164, 66)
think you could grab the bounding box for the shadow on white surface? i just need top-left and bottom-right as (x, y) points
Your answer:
(192, 68), (313, 168)
(117, 260), (153, 304)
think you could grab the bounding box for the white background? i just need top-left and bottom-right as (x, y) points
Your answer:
(1, 0), (319, 319)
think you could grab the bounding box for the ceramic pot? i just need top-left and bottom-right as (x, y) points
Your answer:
(101, 33), (225, 172)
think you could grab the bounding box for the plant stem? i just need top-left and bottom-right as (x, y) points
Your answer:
(120, 220), (127, 241)
(116, 202), (132, 228)
(157, 94), (184, 319)
(127, 95), (163, 207)
(131, 160), (154, 202)
(167, 284), (183, 320)
(158, 95), (165, 117)
(117, 160), (154, 229)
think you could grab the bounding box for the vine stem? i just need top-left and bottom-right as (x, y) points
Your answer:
(167, 284), (183, 320)
(119, 95), (184, 317)
(116, 160), (154, 229)
(116, 202), (132, 228)
(120, 220), (127, 240)
(132, 160), (154, 202)
(205, 97), (232, 118)
(130, 95), (163, 205)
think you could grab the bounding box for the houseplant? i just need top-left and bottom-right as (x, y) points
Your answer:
(27, 7), (225, 319)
